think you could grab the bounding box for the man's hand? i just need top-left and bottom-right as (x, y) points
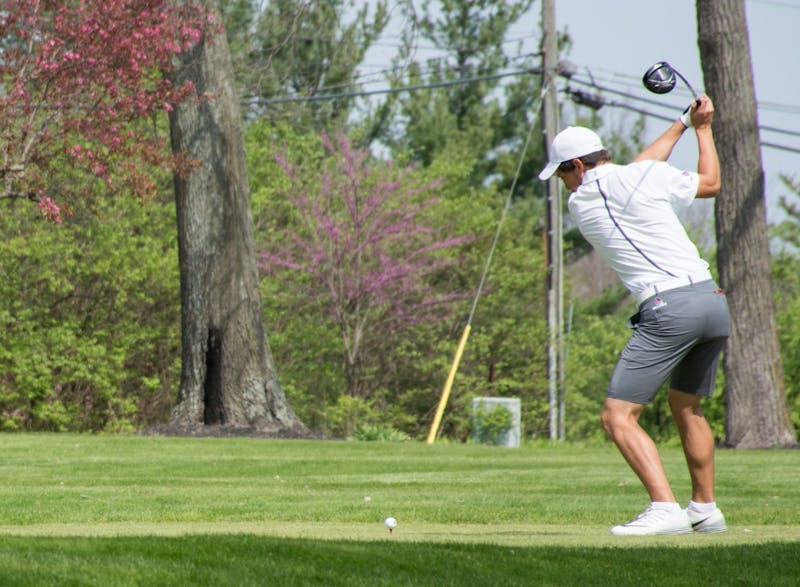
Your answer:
(690, 96), (714, 130)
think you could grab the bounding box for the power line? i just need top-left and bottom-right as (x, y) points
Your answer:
(367, 35), (539, 53)
(565, 66), (800, 118)
(567, 74), (800, 126)
(358, 51), (540, 80)
(243, 68), (541, 106)
(760, 141), (800, 154)
(248, 52), (800, 131)
(564, 74), (800, 143)
(762, 124), (800, 138)
(241, 55), (800, 153)
(564, 87), (800, 154)
(747, 0), (800, 8)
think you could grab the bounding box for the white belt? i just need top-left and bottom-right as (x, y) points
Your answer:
(637, 272), (712, 304)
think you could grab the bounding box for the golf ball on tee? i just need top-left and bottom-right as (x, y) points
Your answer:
(384, 516), (397, 529)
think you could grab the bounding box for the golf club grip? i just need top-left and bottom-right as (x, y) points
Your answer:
(682, 99), (702, 114)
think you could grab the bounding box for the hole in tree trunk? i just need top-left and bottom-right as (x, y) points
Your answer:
(204, 328), (225, 425)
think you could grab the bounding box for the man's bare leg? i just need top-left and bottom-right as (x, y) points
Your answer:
(601, 397), (675, 502)
(668, 389), (715, 503)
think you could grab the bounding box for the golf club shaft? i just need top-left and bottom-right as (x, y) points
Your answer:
(673, 68), (699, 100)
(671, 67), (701, 110)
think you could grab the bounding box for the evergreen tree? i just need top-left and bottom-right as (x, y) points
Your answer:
(373, 0), (539, 194)
(223, 0), (389, 130)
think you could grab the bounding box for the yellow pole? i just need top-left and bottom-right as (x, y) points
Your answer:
(426, 324), (472, 444)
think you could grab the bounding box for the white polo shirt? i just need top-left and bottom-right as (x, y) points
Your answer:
(567, 161), (712, 303)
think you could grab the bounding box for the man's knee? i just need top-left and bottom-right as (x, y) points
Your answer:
(668, 389), (704, 417)
(601, 398), (643, 437)
(600, 403), (625, 436)
(600, 405), (614, 436)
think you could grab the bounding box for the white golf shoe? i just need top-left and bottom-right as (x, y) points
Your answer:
(610, 504), (692, 536)
(686, 505), (728, 533)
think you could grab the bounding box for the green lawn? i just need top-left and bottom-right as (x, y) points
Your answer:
(0, 434), (798, 585)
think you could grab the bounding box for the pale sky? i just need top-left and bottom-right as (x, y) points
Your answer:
(547, 0), (798, 222)
(361, 0), (800, 223)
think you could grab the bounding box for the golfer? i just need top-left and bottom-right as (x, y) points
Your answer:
(538, 96), (729, 535)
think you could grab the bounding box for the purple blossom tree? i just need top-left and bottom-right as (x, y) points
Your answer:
(260, 134), (474, 398)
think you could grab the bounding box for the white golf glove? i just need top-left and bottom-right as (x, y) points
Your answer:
(679, 106), (692, 128)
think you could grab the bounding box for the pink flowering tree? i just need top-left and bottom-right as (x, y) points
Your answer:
(0, 0), (206, 222)
(261, 134), (475, 399)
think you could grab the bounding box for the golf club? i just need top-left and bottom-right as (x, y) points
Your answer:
(642, 61), (701, 110)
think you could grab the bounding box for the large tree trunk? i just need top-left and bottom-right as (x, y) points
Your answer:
(696, 0), (796, 447)
(166, 0), (305, 434)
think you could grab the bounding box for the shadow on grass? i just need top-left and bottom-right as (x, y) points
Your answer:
(1, 535), (799, 586)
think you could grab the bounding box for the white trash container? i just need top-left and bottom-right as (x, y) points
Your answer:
(471, 397), (521, 448)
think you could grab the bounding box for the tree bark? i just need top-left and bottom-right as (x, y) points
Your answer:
(166, 0), (305, 434)
(696, 0), (796, 447)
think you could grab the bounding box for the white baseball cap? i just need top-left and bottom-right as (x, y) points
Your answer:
(538, 126), (605, 180)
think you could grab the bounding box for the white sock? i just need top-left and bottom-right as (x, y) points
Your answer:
(688, 500), (716, 513)
(651, 501), (681, 511)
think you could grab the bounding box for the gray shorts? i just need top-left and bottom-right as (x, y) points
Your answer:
(607, 280), (730, 405)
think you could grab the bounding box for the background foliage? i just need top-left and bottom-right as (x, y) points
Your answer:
(0, 0), (797, 442)
(772, 180), (800, 433)
(0, 193), (180, 431)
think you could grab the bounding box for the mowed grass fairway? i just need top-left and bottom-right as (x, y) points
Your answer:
(0, 434), (798, 586)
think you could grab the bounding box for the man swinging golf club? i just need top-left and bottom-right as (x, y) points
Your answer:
(538, 95), (729, 535)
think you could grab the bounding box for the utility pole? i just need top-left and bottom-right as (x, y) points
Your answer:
(541, 0), (564, 440)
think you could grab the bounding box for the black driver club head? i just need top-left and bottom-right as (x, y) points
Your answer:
(643, 61), (677, 95)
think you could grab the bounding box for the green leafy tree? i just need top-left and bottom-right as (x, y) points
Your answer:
(247, 123), (548, 439)
(238, 1), (642, 441)
(358, 182), (548, 441)
(375, 0), (538, 193)
(259, 132), (475, 403)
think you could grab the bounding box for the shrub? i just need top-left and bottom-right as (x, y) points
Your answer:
(0, 196), (180, 431)
(470, 402), (512, 445)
